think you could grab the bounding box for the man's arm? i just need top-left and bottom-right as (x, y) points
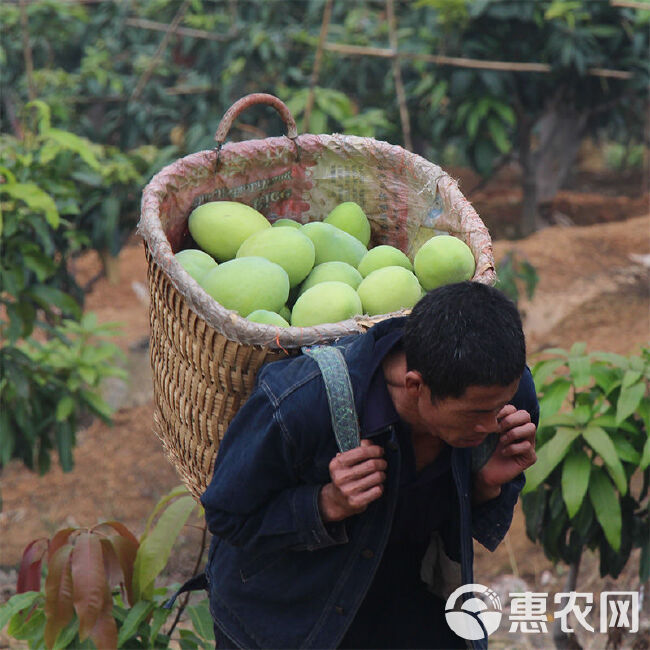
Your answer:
(200, 385), (345, 559)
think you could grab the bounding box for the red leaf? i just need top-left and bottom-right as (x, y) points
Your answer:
(48, 528), (76, 563)
(44, 544), (74, 649)
(88, 579), (118, 650)
(108, 535), (138, 606)
(95, 521), (139, 546)
(71, 532), (106, 642)
(99, 538), (122, 590)
(17, 538), (48, 593)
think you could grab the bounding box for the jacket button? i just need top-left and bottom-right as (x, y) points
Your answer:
(361, 548), (374, 559)
(335, 606), (345, 615)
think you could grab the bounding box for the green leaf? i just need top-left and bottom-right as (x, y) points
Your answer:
(27, 286), (81, 319)
(561, 449), (591, 518)
(622, 369), (643, 388)
(532, 358), (566, 387)
(588, 466), (622, 552)
(22, 250), (57, 282)
(616, 381), (646, 424)
(7, 606), (46, 643)
(591, 413), (639, 435)
(133, 496), (197, 601)
(640, 435), (650, 471)
(117, 600), (154, 647)
(611, 437), (640, 465)
(523, 426), (582, 492)
(187, 600), (215, 642)
(0, 182), (60, 228)
(538, 412), (577, 429)
(589, 364), (620, 395)
(466, 108), (481, 141)
(539, 378), (572, 422)
(582, 426), (627, 495)
(179, 628), (203, 649)
(521, 489), (546, 542)
(147, 606), (171, 646)
(79, 366), (97, 385)
(541, 347), (570, 357)
(55, 422), (75, 472)
(0, 591), (42, 631)
(142, 485), (190, 538)
(45, 128), (101, 171)
(569, 342), (587, 357)
(56, 396), (76, 422)
(490, 101), (516, 126)
(591, 352), (629, 368)
(568, 355), (591, 388)
(572, 404), (592, 426)
(80, 390), (113, 422)
(27, 99), (52, 132)
(486, 116), (510, 154)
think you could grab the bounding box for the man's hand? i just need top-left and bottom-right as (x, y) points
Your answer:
(318, 439), (387, 522)
(473, 405), (537, 504)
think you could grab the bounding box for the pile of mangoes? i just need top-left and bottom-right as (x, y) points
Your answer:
(175, 200), (475, 327)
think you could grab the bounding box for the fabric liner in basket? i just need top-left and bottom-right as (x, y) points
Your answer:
(138, 94), (495, 499)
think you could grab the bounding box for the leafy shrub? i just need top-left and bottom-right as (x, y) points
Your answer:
(494, 251), (538, 305)
(523, 344), (649, 581)
(0, 101), (155, 473)
(0, 486), (213, 650)
(0, 315), (126, 473)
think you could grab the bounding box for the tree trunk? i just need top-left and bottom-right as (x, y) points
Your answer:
(553, 557), (583, 649)
(517, 117), (539, 237)
(516, 97), (589, 237)
(534, 107), (589, 203)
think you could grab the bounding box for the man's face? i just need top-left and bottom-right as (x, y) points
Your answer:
(415, 378), (521, 447)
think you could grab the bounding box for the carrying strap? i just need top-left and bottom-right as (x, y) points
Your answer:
(163, 571), (208, 609)
(301, 345), (361, 453)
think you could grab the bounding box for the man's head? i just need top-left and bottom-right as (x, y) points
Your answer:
(404, 281), (526, 402)
(399, 282), (525, 446)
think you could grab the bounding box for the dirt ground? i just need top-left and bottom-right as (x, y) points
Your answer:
(1, 169), (648, 649)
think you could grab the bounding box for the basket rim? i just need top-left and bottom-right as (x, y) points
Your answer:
(138, 132), (495, 350)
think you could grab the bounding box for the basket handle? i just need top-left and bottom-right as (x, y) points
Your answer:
(214, 93), (298, 147)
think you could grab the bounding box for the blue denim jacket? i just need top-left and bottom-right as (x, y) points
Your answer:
(201, 317), (539, 650)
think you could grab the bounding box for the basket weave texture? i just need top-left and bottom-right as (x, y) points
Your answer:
(139, 130), (495, 499)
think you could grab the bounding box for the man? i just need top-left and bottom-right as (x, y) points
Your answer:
(201, 281), (539, 650)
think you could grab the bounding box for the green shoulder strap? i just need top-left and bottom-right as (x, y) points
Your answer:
(301, 345), (360, 453)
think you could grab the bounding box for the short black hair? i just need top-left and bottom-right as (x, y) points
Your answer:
(404, 281), (526, 401)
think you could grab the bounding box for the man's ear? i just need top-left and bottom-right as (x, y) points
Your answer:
(404, 370), (423, 397)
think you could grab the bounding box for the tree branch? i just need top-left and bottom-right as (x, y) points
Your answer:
(130, 0), (192, 103)
(304, 0), (333, 132)
(19, 0), (36, 101)
(387, 0), (412, 151)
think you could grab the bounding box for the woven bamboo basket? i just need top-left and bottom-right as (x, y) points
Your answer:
(138, 93), (495, 499)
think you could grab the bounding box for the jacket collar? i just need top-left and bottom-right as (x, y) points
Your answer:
(356, 318), (407, 434)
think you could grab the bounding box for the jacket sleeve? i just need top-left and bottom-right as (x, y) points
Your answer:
(200, 383), (346, 560)
(471, 366), (540, 551)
